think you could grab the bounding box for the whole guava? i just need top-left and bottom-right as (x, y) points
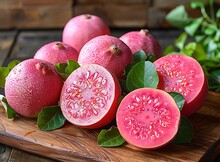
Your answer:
(5, 59), (64, 118)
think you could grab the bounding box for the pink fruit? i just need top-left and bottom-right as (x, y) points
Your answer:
(60, 64), (121, 129)
(153, 54), (208, 116)
(78, 35), (133, 78)
(62, 14), (110, 52)
(5, 59), (64, 118)
(34, 41), (78, 65)
(120, 29), (162, 58)
(116, 88), (180, 149)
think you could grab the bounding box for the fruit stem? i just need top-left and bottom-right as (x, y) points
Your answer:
(84, 14), (92, 19)
(54, 42), (66, 50)
(110, 45), (122, 56)
(140, 29), (149, 36)
(35, 62), (51, 75)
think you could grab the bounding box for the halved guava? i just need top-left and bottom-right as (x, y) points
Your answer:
(116, 88), (180, 149)
(154, 54), (208, 116)
(60, 64), (121, 129)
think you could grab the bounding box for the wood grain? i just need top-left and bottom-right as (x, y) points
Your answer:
(0, 96), (219, 162)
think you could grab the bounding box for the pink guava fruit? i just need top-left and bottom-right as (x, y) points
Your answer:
(60, 64), (121, 129)
(5, 59), (64, 118)
(78, 35), (133, 78)
(34, 41), (79, 65)
(116, 88), (180, 149)
(62, 14), (110, 52)
(120, 29), (162, 58)
(153, 54), (208, 116)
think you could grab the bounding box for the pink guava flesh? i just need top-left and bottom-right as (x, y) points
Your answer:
(60, 64), (121, 129)
(34, 41), (79, 65)
(62, 14), (110, 53)
(120, 29), (162, 58)
(153, 54), (208, 116)
(78, 35), (133, 79)
(5, 59), (64, 118)
(116, 88), (180, 149)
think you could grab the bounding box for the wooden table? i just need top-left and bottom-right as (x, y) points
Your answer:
(0, 29), (219, 162)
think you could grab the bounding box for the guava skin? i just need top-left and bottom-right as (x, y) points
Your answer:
(34, 41), (79, 65)
(60, 64), (121, 129)
(78, 35), (133, 79)
(120, 29), (162, 58)
(62, 14), (110, 53)
(154, 54), (208, 116)
(5, 59), (64, 118)
(116, 88), (180, 149)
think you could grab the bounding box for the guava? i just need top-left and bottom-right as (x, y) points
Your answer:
(60, 64), (121, 129)
(5, 59), (64, 118)
(34, 41), (78, 65)
(120, 29), (162, 58)
(116, 88), (180, 149)
(153, 54), (208, 116)
(78, 35), (133, 78)
(62, 14), (110, 52)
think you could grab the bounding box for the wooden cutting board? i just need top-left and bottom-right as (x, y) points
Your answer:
(0, 96), (219, 162)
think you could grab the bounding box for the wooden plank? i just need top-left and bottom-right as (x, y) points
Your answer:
(0, 5), (72, 29)
(75, 0), (148, 4)
(21, 0), (72, 6)
(74, 3), (149, 28)
(0, 30), (17, 96)
(10, 30), (62, 59)
(9, 149), (55, 162)
(0, 96), (219, 161)
(0, 0), (21, 8)
(0, 144), (12, 162)
(0, 31), (17, 66)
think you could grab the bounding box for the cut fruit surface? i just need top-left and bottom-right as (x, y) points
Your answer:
(154, 54), (208, 116)
(60, 64), (121, 129)
(116, 88), (180, 149)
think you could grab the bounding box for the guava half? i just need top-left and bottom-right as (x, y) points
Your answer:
(60, 64), (121, 129)
(116, 88), (180, 149)
(154, 54), (208, 116)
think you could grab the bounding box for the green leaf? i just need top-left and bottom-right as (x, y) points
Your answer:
(8, 60), (20, 70)
(163, 45), (175, 55)
(182, 42), (197, 56)
(119, 79), (129, 94)
(0, 60), (20, 88)
(195, 35), (206, 42)
(210, 69), (220, 83)
(37, 105), (66, 131)
(55, 60), (80, 80)
(65, 60), (80, 75)
(192, 43), (206, 61)
(190, 1), (204, 9)
(0, 95), (16, 119)
(216, 9), (220, 18)
(166, 5), (192, 29)
(208, 40), (218, 52)
(98, 126), (125, 147)
(133, 50), (147, 62)
(0, 67), (10, 88)
(133, 51), (156, 63)
(175, 32), (188, 50)
(214, 31), (220, 42)
(169, 92), (185, 111)
(145, 53), (156, 62)
(172, 116), (194, 144)
(126, 61), (159, 92)
(123, 62), (137, 78)
(184, 17), (203, 36)
(203, 25), (216, 35)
